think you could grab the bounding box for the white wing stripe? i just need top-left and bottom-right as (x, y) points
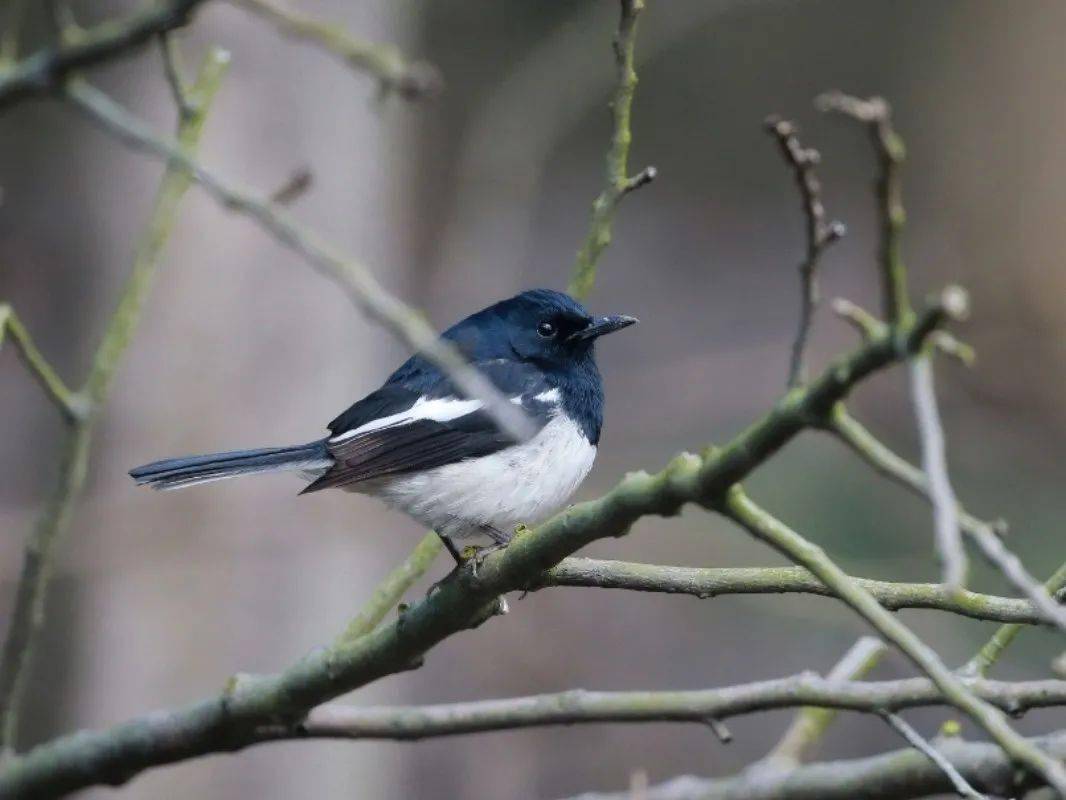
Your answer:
(329, 397), (484, 442)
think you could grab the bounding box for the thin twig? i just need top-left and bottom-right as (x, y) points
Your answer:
(962, 562), (1066, 678)
(568, 0), (656, 300)
(269, 165), (314, 206)
(62, 79), (536, 443)
(226, 0), (441, 99)
(759, 637), (886, 769)
(0, 0), (209, 109)
(909, 355), (967, 590)
(882, 713), (989, 799)
(826, 405), (1066, 632)
(816, 91), (910, 324)
(0, 50), (230, 755)
(544, 557), (1052, 624)
(720, 487), (1066, 794)
(0, 305), (83, 422)
(159, 32), (196, 120)
(764, 116), (845, 387)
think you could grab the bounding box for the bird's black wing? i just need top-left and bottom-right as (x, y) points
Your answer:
(303, 359), (554, 494)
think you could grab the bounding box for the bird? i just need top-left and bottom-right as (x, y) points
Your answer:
(129, 289), (637, 564)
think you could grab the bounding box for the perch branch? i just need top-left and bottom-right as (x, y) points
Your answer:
(61, 79), (536, 442)
(0, 0), (209, 110)
(764, 116), (845, 387)
(544, 558), (1052, 624)
(226, 0), (441, 99)
(882, 712), (989, 800)
(720, 487), (1066, 794)
(568, 0), (656, 300)
(0, 49), (229, 755)
(826, 405), (1066, 632)
(0, 292), (959, 794)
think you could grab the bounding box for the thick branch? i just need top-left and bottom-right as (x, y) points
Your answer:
(560, 731), (1066, 800)
(0, 298), (958, 793)
(0, 49), (229, 755)
(0, 0), (208, 110)
(826, 405), (1066, 632)
(544, 557), (1052, 624)
(721, 488), (1066, 794)
(227, 0), (440, 99)
(568, 0), (655, 300)
(62, 79), (536, 443)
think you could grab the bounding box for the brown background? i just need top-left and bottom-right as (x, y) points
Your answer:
(2, 1), (1065, 797)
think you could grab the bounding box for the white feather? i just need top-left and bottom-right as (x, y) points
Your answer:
(329, 396), (483, 442)
(357, 414), (595, 539)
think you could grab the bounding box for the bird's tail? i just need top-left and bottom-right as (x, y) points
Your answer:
(129, 440), (332, 491)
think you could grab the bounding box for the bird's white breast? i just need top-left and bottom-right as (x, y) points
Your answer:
(365, 414), (596, 538)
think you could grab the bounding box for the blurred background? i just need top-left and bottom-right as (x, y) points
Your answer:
(2, 0), (1065, 797)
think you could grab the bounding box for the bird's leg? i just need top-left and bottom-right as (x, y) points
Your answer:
(438, 532), (465, 565)
(463, 524), (513, 577)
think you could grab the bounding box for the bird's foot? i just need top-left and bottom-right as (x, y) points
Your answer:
(462, 542), (507, 577)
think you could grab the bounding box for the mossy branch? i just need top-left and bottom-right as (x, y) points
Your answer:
(0, 48), (229, 755)
(227, 0), (441, 99)
(568, 0), (656, 300)
(0, 0), (209, 109)
(544, 557), (1054, 624)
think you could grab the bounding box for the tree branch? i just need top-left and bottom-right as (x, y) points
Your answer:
(759, 637), (886, 769)
(816, 91), (910, 324)
(764, 116), (845, 387)
(826, 405), (1066, 632)
(882, 712), (989, 800)
(61, 79), (537, 443)
(568, 0), (656, 300)
(544, 557), (1053, 624)
(558, 731), (1066, 800)
(0, 0), (209, 110)
(720, 487), (1066, 794)
(0, 304), (83, 422)
(226, 0), (441, 100)
(0, 49), (230, 755)
(909, 353), (967, 590)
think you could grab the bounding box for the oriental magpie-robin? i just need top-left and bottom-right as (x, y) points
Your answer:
(130, 289), (636, 562)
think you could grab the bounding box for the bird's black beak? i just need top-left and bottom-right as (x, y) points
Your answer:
(568, 314), (639, 343)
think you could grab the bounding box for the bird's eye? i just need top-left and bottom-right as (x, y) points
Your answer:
(537, 321), (557, 338)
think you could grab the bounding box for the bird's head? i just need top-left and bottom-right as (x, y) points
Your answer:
(444, 289), (638, 370)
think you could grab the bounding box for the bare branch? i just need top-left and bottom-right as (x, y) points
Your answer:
(159, 32), (195, 121)
(963, 562), (1066, 678)
(759, 637), (887, 769)
(269, 165), (314, 206)
(544, 557), (1053, 624)
(816, 91), (910, 324)
(558, 731), (1066, 800)
(721, 487), (1066, 794)
(764, 116), (845, 387)
(882, 713), (989, 800)
(61, 79), (537, 443)
(826, 405), (1066, 632)
(0, 49), (230, 755)
(909, 354), (967, 590)
(0, 304), (82, 422)
(0, 0), (209, 110)
(226, 0), (441, 99)
(568, 0), (656, 300)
